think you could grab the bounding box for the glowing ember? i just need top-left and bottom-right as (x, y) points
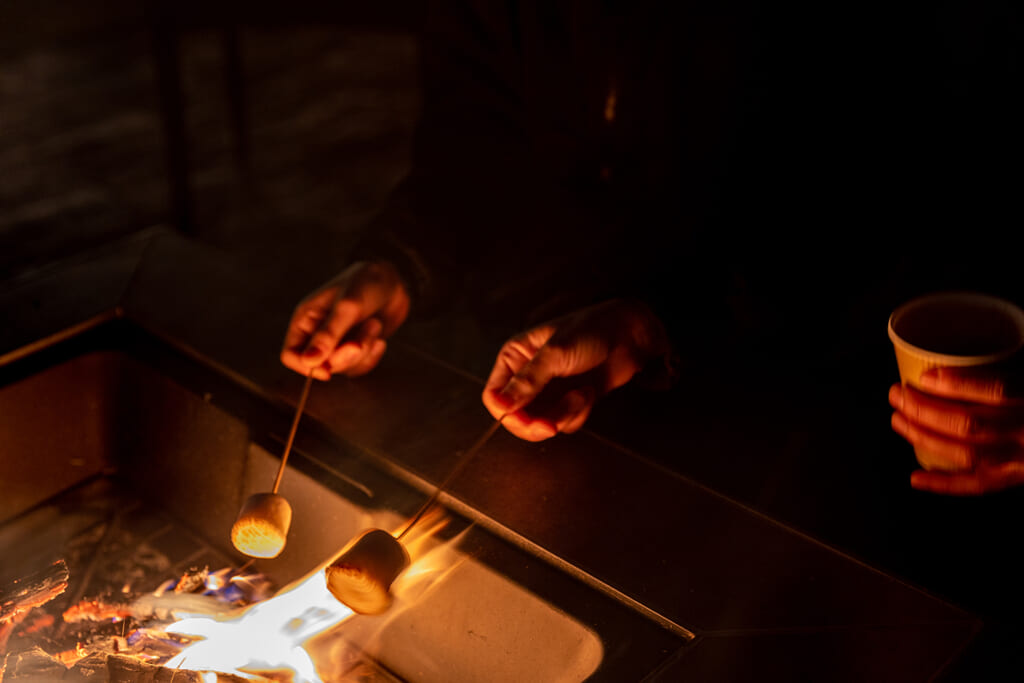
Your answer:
(164, 568), (353, 682)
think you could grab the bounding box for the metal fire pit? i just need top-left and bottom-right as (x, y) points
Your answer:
(0, 227), (999, 681)
(0, 318), (685, 681)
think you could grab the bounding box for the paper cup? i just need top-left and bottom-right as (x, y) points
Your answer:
(888, 291), (1024, 469)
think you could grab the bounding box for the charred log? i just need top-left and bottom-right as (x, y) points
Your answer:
(1, 560), (70, 623)
(105, 654), (249, 682)
(1, 560), (70, 657)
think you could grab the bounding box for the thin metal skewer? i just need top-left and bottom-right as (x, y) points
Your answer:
(326, 413), (508, 613)
(272, 369), (315, 494)
(396, 415), (505, 541)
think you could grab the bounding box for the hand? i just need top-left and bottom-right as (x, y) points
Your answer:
(482, 298), (671, 441)
(889, 365), (1024, 495)
(280, 260), (411, 379)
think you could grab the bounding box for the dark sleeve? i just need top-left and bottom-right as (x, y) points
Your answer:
(354, 1), (700, 332)
(352, 0), (531, 318)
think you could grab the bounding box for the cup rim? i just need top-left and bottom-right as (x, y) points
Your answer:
(887, 290), (1024, 365)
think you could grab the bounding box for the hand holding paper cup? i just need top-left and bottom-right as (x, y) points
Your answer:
(888, 291), (1024, 474)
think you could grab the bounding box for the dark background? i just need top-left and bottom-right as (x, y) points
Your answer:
(2, 0), (1020, 317)
(0, 0), (422, 289)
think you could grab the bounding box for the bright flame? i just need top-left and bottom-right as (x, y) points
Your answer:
(164, 568), (353, 682)
(164, 511), (453, 682)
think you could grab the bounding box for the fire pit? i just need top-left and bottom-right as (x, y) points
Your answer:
(0, 227), (998, 681)
(0, 318), (687, 682)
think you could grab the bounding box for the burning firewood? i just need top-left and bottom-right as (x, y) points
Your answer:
(105, 653), (249, 682)
(1, 560), (69, 656)
(1, 645), (67, 681)
(61, 599), (134, 624)
(2, 647), (249, 682)
(2, 559), (284, 682)
(61, 565), (274, 628)
(171, 567), (209, 595)
(1, 560), (70, 623)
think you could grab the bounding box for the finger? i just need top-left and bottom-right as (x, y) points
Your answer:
(484, 340), (531, 395)
(496, 410), (558, 442)
(497, 344), (573, 413)
(918, 367), (1021, 407)
(281, 348), (313, 376)
(303, 299), (364, 366)
(282, 343), (331, 377)
(483, 335), (546, 417)
(910, 470), (988, 496)
(891, 412), (975, 470)
(345, 338), (388, 378)
(553, 387), (597, 434)
(322, 318), (384, 374)
(494, 384), (597, 441)
(513, 386), (598, 435)
(911, 460), (1024, 496)
(280, 289), (340, 370)
(889, 384), (1008, 444)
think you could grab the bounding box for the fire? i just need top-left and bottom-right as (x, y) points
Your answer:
(2, 513), (462, 681)
(164, 511), (451, 682)
(164, 566), (352, 682)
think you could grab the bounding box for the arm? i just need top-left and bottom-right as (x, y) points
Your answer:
(281, 0), (529, 376)
(351, 0), (531, 316)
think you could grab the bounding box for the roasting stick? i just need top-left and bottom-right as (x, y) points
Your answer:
(231, 369), (315, 559)
(326, 415), (506, 615)
(272, 369), (315, 494)
(396, 416), (504, 541)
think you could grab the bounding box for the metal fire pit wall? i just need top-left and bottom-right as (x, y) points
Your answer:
(0, 319), (686, 682)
